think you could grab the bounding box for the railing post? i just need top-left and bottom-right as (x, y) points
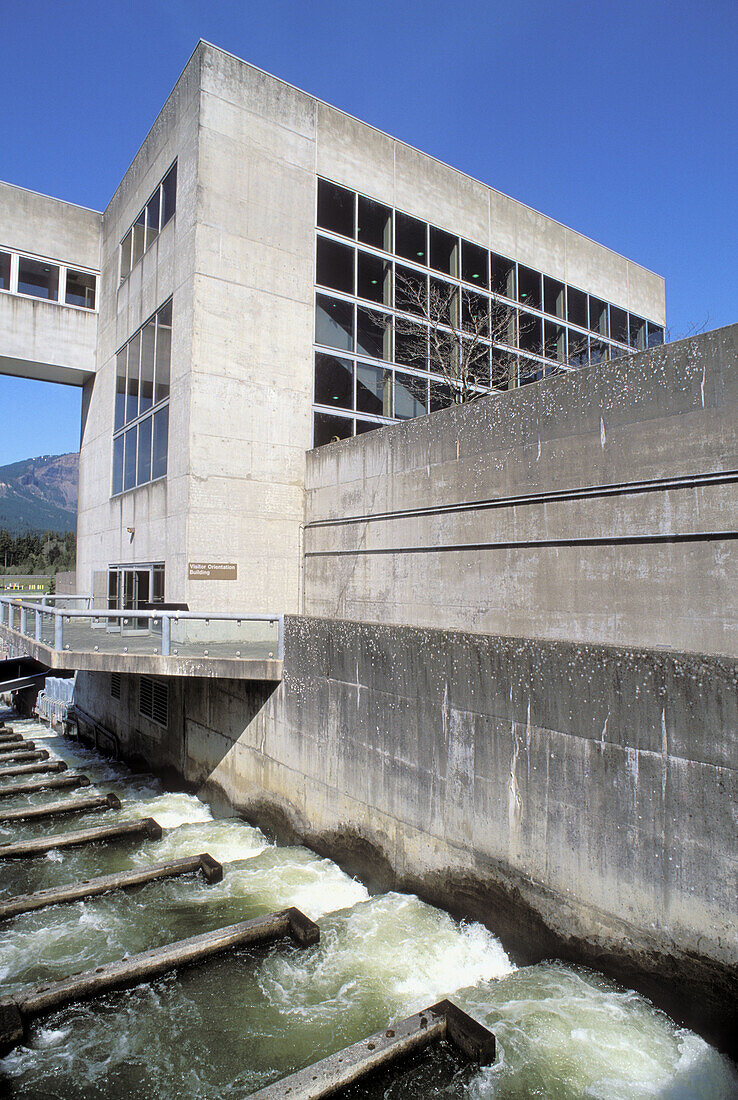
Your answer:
(35, 609), (42, 643)
(277, 615), (284, 660)
(19, 606), (27, 636)
(161, 615), (171, 656)
(54, 611), (63, 652)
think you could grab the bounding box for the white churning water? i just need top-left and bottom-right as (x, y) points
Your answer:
(0, 717), (736, 1099)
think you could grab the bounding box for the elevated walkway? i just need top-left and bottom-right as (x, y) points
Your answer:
(0, 596), (283, 681)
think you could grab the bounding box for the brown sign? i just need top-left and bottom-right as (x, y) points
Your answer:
(188, 562), (238, 580)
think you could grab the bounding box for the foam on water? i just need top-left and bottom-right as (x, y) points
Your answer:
(1, 717), (736, 1100)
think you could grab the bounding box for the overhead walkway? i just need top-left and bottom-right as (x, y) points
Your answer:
(0, 595), (284, 681)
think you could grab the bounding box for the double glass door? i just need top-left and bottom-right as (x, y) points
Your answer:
(107, 564), (164, 633)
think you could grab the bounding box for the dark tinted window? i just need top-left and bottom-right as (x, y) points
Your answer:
(317, 179), (355, 238)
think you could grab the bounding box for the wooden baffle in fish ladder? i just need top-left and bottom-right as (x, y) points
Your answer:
(0, 773), (90, 799)
(246, 1000), (496, 1100)
(0, 732), (22, 744)
(0, 741), (36, 755)
(0, 817), (163, 860)
(0, 792), (121, 825)
(0, 907), (320, 1055)
(0, 853), (224, 920)
(0, 749), (49, 766)
(0, 758), (67, 779)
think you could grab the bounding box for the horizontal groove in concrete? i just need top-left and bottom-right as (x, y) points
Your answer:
(0, 759), (67, 779)
(0, 791), (121, 824)
(0, 852), (224, 920)
(0, 906), (319, 1054)
(0, 774), (90, 799)
(0, 816), (162, 859)
(247, 999), (495, 1099)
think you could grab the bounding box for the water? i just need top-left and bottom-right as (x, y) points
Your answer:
(1, 716), (735, 1099)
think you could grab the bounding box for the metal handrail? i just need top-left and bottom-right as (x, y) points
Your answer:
(0, 596), (284, 660)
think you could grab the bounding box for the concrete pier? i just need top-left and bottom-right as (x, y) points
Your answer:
(247, 1000), (495, 1099)
(0, 906), (319, 1054)
(0, 774), (90, 798)
(0, 759), (67, 779)
(0, 817), (162, 859)
(0, 853), (224, 919)
(0, 791), (121, 824)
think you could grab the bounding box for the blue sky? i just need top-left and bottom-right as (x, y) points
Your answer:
(1, 0), (735, 465)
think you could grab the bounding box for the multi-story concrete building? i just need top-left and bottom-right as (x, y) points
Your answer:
(0, 41), (665, 618)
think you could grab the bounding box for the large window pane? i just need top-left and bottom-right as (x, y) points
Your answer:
(313, 411), (353, 447)
(357, 307), (391, 360)
(461, 240), (488, 288)
(137, 415), (152, 485)
(395, 265), (427, 315)
(629, 315), (646, 350)
(0, 252), (10, 290)
(544, 321), (566, 362)
(610, 306), (628, 345)
(429, 277), (458, 327)
(65, 269), (96, 309)
(544, 276), (565, 319)
(140, 319), (155, 413)
(519, 312), (543, 355)
(152, 406), (168, 480)
(316, 294), (354, 351)
(356, 363), (392, 416)
(161, 163), (177, 227)
(589, 297), (608, 336)
(491, 253), (515, 298)
(492, 349), (518, 390)
(112, 435), (124, 495)
(146, 190), (160, 249)
(18, 257), (58, 300)
(357, 195), (391, 250)
(316, 236), (354, 294)
(395, 322), (427, 370)
(132, 210), (146, 266)
(317, 179), (355, 238)
(518, 266), (541, 310)
(567, 332), (589, 367)
(430, 227), (458, 276)
(357, 251), (391, 305)
(395, 212), (427, 263)
(590, 340), (609, 364)
(567, 286), (587, 328)
(462, 290), (489, 335)
(126, 332), (141, 422)
(394, 372), (427, 419)
(314, 353), (353, 409)
(155, 305), (171, 403)
(120, 230), (132, 282)
(429, 380), (456, 411)
(123, 426), (137, 491)
(115, 350), (127, 431)
(648, 323), (664, 348)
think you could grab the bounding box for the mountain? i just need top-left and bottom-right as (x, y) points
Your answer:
(0, 452), (78, 534)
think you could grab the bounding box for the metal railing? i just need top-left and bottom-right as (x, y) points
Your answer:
(0, 596), (284, 661)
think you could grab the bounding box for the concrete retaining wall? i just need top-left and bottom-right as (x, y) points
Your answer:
(75, 614), (737, 1053)
(304, 325), (738, 657)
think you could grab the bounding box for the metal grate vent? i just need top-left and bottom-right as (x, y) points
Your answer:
(139, 676), (168, 727)
(110, 672), (121, 699)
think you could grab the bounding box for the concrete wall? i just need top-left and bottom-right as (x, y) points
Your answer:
(0, 181), (100, 384)
(75, 46), (202, 603)
(74, 614), (737, 1052)
(304, 325), (738, 657)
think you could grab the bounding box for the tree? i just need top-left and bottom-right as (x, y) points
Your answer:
(387, 270), (525, 406)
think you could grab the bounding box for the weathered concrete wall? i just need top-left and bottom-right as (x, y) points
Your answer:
(75, 614), (737, 1052)
(305, 326), (738, 657)
(0, 180), (100, 384)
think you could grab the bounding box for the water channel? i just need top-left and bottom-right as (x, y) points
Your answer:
(1, 714), (735, 1099)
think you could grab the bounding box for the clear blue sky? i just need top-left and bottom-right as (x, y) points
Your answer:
(1, 0), (735, 465)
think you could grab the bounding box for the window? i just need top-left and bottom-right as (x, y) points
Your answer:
(316, 294), (354, 351)
(357, 308), (391, 361)
(315, 353), (353, 409)
(357, 251), (391, 305)
(395, 212), (427, 263)
(317, 179), (355, 238)
(394, 372), (427, 419)
(491, 254), (515, 299)
(139, 677), (168, 727)
(544, 277), (565, 319)
(629, 315), (646, 350)
(66, 269), (96, 309)
(316, 237), (354, 294)
(119, 161), (177, 284)
(358, 195), (391, 251)
(0, 252), (10, 290)
(112, 299), (171, 495)
(567, 286), (587, 328)
(430, 227), (458, 276)
(313, 411), (353, 447)
(357, 363), (392, 417)
(461, 240), (488, 288)
(518, 266), (541, 311)
(589, 297), (608, 336)
(647, 323), (664, 348)
(18, 257), (58, 301)
(610, 306), (628, 345)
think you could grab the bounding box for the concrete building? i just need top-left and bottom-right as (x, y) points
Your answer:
(0, 41), (665, 619)
(6, 42), (735, 1055)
